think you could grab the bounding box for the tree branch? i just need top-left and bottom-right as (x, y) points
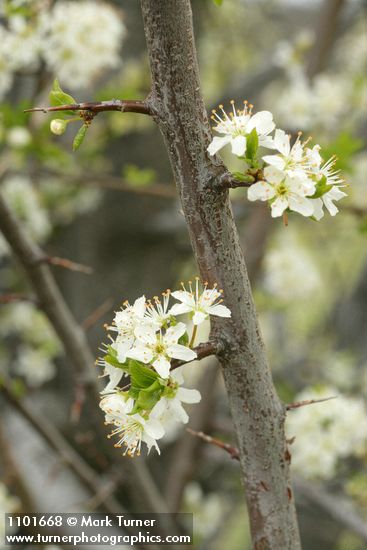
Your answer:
(140, 1), (301, 546)
(24, 99), (152, 116)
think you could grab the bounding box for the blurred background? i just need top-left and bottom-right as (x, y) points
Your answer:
(0, 0), (367, 548)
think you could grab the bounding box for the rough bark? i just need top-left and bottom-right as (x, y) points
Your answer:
(140, 1), (301, 548)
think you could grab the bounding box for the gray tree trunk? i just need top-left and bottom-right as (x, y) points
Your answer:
(140, 1), (302, 548)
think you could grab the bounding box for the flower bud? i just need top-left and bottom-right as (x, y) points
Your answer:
(50, 119), (67, 135)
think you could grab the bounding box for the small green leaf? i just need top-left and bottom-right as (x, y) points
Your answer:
(231, 171), (255, 183)
(133, 380), (165, 413)
(245, 128), (259, 161)
(49, 79), (77, 116)
(310, 175), (333, 199)
(212, 0), (223, 5)
(178, 332), (189, 346)
(72, 124), (88, 151)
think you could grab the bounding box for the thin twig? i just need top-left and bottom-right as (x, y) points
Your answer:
(186, 428), (240, 460)
(286, 395), (337, 411)
(82, 298), (114, 330)
(0, 293), (36, 305)
(37, 255), (93, 274)
(24, 99), (151, 116)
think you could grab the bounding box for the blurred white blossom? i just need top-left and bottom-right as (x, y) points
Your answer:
(6, 126), (31, 148)
(286, 386), (367, 479)
(38, 1), (125, 89)
(263, 234), (320, 299)
(0, 175), (51, 249)
(14, 345), (56, 387)
(183, 482), (226, 538)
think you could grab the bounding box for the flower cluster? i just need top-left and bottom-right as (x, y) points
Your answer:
(98, 279), (231, 457)
(207, 102), (347, 221)
(286, 386), (367, 479)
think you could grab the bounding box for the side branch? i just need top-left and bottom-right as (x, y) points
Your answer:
(24, 99), (152, 116)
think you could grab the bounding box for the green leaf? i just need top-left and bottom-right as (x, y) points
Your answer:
(49, 79), (77, 116)
(310, 175), (333, 199)
(212, 0), (223, 5)
(245, 128), (259, 162)
(135, 380), (164, 413)
(178, 332), (189, 346)
(130, 361), (159, 391)
(72, 124), (88, 151)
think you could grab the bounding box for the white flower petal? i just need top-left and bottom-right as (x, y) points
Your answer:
(206, 304), (231, 318)
(164, 322), (186, 344)
(169, 303), (192, 316)
(171, 400), (189, 423)
(273, 129), (290, 156)
(126, 346), (153, 364)
(176, 387), (202, 404)
(170, 290), (195, 307)
(167, 344), (197, 362)
(288, 196), (314, 217)
(192, 310), (208, 325)
(101, 364), (124, 394)
(262, 155), (286, 171)
(271, 196), (289, 217)
(134, 324), (157, 345)
(247, 181), (275, 202)
(152, 355), (171, 379)
(207, 135), (231, 156)
(230, 135), (247, 156)
(144, 417), (165, 439)
(311, 198), (324, 220)
(133, 295), (146, 317)
(247, 111), (275, 135)
(264, 165), (286, 185)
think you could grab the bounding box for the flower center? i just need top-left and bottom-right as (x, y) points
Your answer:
(276, 183), (288, 196)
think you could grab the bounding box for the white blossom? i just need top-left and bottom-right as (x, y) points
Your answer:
(126, 322), (196, 379)
(248, 165), (316, 218)
(100, 393), (164, 456)
(169, 279), (231, 325)
(38, 1), (125, 89)
(207, 101), (275, 157)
